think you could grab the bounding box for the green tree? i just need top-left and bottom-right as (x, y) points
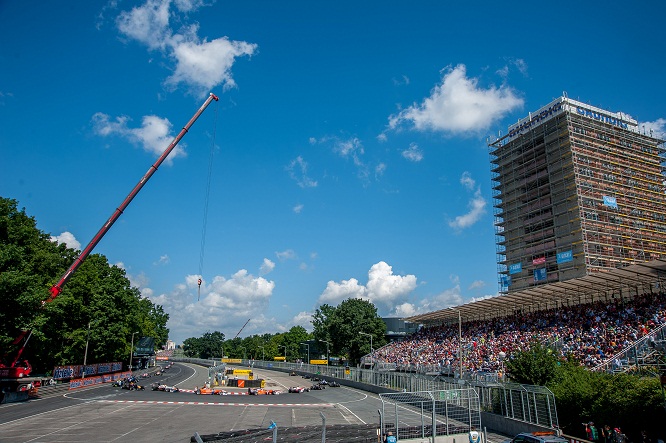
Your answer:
(547, 361), (665, 440)
(182, 331), (226, 359)
(312, 303), (335, 343)
(327, 298), (386, 364)
(0, 197), (169, 373)
(504, 342), (560, 386)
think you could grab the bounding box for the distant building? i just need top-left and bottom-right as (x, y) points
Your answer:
(489, 96), (666, 293)
(165, 339), (176, 351)
(382, 317), (418, 341)
(133, 337), (156, 369)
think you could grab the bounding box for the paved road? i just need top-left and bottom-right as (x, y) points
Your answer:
(0, 363), (511, 443)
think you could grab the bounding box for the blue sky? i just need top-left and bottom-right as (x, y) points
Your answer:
(2, 0), (665, 344)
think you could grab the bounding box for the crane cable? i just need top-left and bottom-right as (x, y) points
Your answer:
(198, 101), (219, 300)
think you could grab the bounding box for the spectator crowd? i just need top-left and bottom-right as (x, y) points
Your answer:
(370, 292), (666, 375)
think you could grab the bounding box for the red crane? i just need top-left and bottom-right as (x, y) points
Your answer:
(1, 93), (219, 379)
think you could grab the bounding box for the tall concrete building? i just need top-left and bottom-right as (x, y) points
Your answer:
(489, 96), (666, 293)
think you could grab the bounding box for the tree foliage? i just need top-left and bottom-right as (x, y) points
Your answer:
(507, 345), (666, 441)
(183, 331), (225, 359)
(316, 298), (386, 364)
(0, 197), (169, 374)
(504, 341), (560, 386)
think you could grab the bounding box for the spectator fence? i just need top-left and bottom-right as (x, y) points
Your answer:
(379, 388), (481, 441)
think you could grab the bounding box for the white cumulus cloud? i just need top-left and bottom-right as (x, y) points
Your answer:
(395, 275), (464, 317)
(388, 64), (523, 135)
(147, 269), (275, 344)
(50, 231), (81, 251)
(260, 258), (275, 275)
(92, 112), (185, 164)
(448, 172), (486, 230)
(317, 261), (417, 314)
(641, 118), (666, 140)
(116, 0), (257, 97)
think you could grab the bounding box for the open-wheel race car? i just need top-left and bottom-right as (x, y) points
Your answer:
(123, 381), (146, 391)
(151, 382), (179, 392)
(195, 387), (228, 395)
(288, 386), (310, 393)
(248, 387), (281, 395)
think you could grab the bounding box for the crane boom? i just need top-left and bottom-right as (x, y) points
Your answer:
(233, 319), (251, 340)
(6, 93), (219, 371)
(45, 93), (219, 303)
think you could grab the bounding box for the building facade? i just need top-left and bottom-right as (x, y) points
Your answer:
(489, 96), (666, 293)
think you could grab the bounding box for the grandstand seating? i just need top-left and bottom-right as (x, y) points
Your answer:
(371, 292), (666, 376)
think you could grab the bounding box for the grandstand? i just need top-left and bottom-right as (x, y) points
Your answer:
(392, 289), (666, 376)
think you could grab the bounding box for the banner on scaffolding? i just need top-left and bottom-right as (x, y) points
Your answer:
(603, 196), (618, 209)
(533, 268), (547, 281)
(557, 250), (573, 264)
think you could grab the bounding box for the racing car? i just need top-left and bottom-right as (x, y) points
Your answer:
(248, 387), (281, 395)
(123, 381), (145, 391)
(151, 382), (179, 392)
(288, 386), (310, 393)
(195, 387), (228, 395)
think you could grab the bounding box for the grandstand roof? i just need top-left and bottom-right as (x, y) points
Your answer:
(403, 259), (666, 325)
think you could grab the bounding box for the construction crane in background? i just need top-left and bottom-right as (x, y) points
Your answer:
(233, 319), (251, 340)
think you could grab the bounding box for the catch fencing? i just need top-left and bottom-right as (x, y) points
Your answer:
(379, 388), (481, 441)
(475, 382), (558, 428)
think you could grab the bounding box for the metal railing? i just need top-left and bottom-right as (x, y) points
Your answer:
(380, 388), (481, 441)
(591, 323), (666, 374)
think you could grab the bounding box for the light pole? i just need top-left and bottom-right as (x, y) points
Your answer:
(280, 345), (287, 362)
(449, 307), (463, 380)
(300, 342), (310, 365)
(239, 346), (246, 361)
(82, 321), (91, 378)
(258, 346), (265, 362)
(129, 331), (139, 372)
(319, 340), (331, 366)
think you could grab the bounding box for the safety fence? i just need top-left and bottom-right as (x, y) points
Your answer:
(474, 382), (558, 428)
(379, 388), (481, 441)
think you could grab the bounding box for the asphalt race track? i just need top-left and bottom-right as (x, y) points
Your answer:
(0, 363), (387, 442)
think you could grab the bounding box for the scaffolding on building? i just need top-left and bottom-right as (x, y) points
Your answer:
(488, 96), (666, 295)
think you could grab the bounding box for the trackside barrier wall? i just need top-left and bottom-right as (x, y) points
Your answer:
(69, 371), (130, 389)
